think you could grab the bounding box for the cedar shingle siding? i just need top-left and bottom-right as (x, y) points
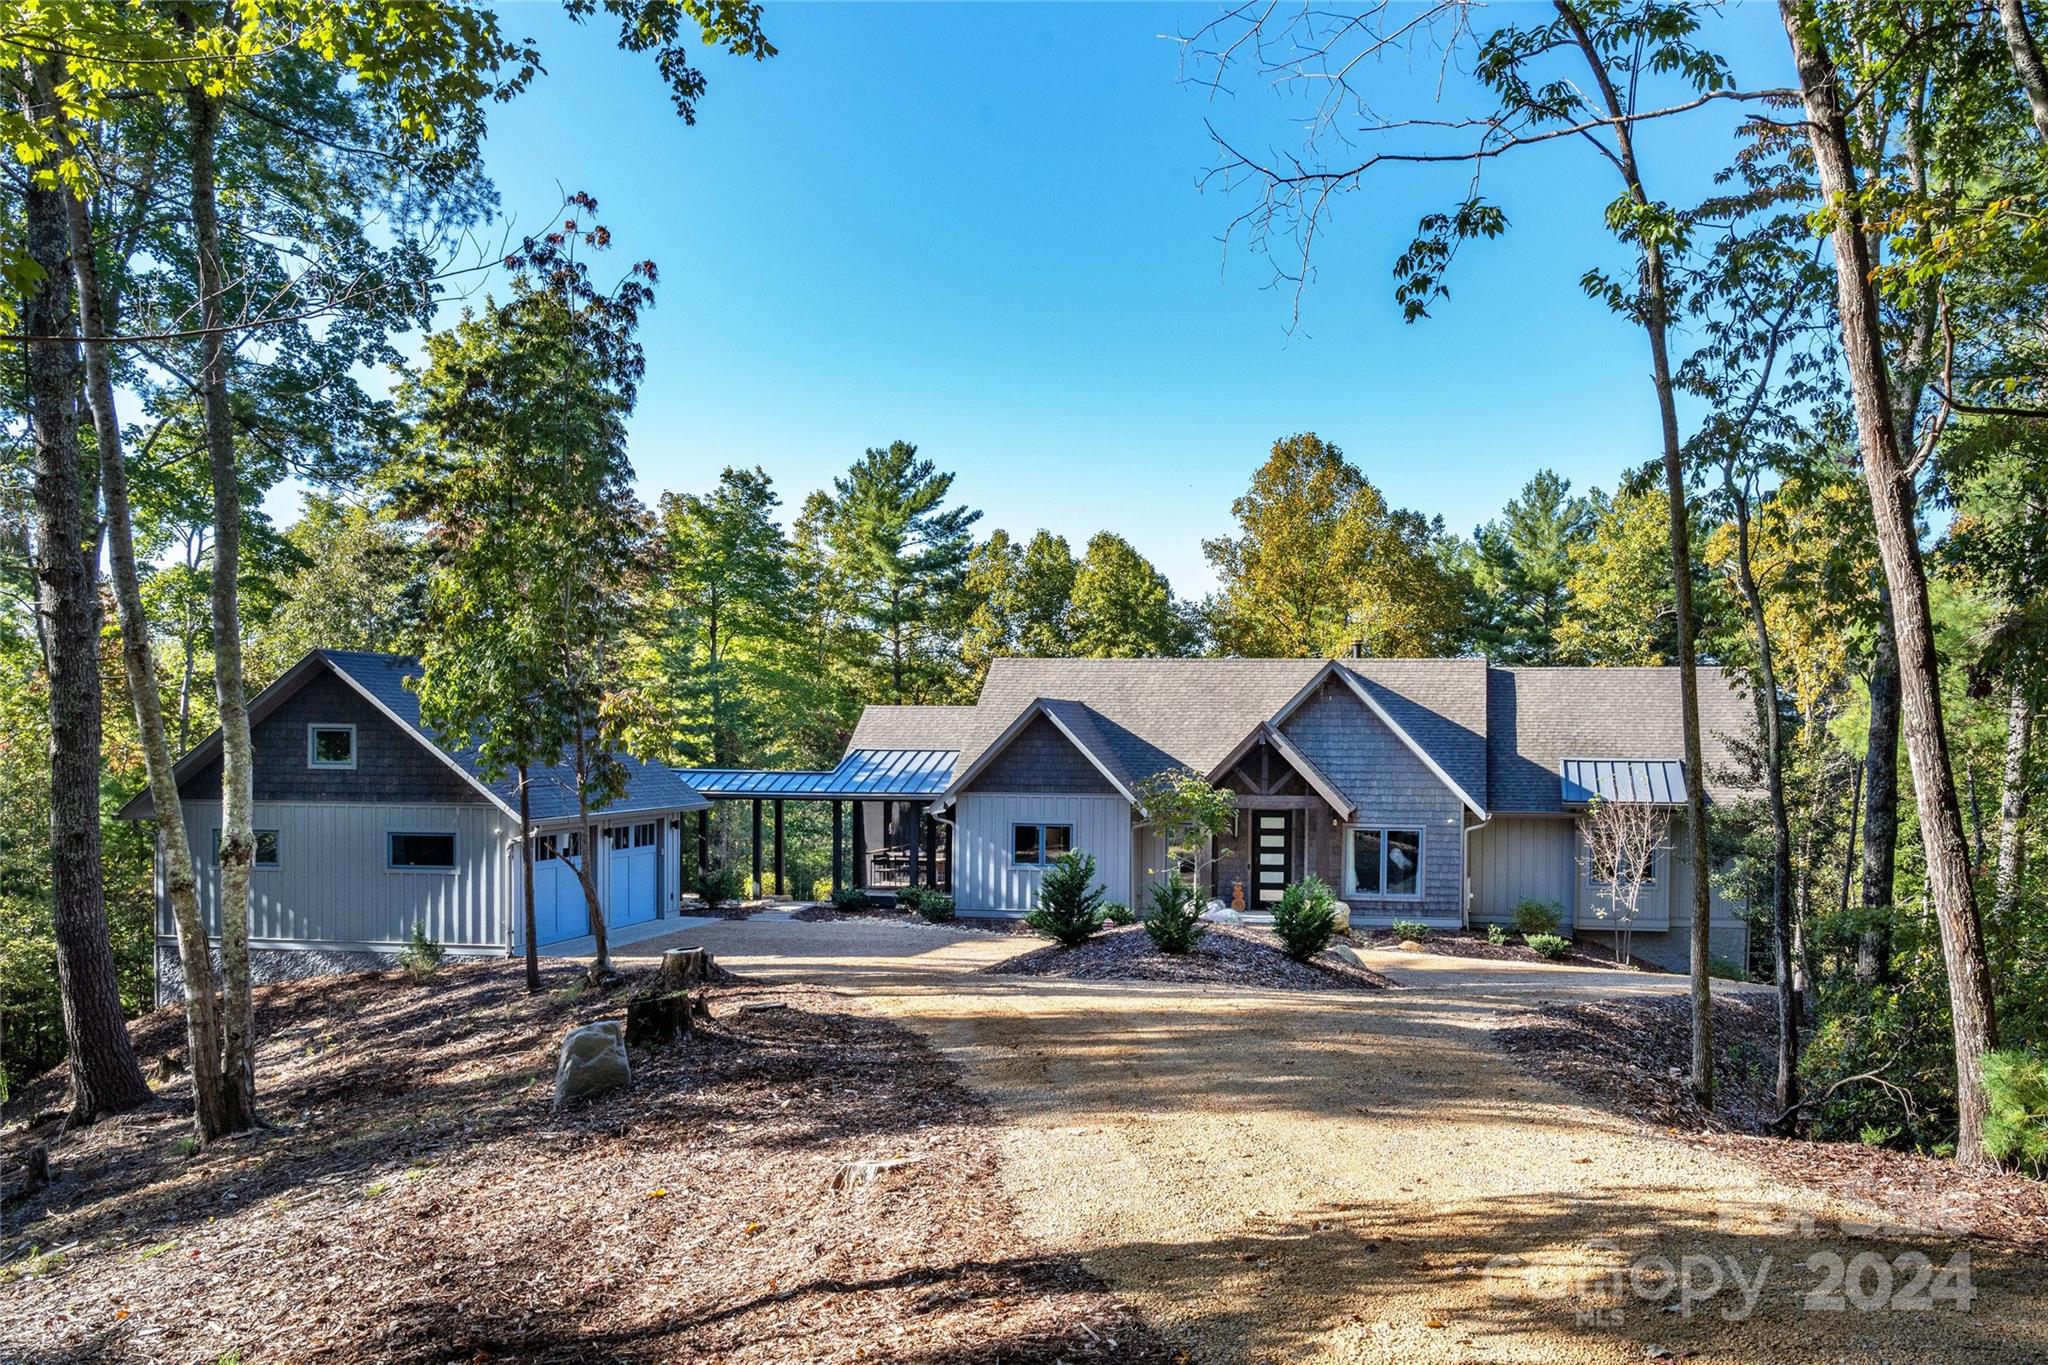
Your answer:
(176, 671), (482, 806)
(964, 715), (1116, 794)
(1280, 679), (1466, 916)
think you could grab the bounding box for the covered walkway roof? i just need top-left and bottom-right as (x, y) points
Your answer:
(677, 748), (956, 801)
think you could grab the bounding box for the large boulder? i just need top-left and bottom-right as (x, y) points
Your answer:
(553, 1020), (630, 1110)
(1200, 901), (1243, 926)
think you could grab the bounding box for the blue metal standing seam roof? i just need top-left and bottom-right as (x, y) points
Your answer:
(675, 748), (957, 800)
(1560, 757), (1688, 806)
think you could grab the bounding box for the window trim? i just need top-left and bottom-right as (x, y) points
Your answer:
(1593, 844), (1659, 888)
(386, 830), (458, 873)
(211, 827), (281, 870)
(306, 723), (358, 770)
(1343, 824), (1426, 902)
(1010, 822), (1076, 868)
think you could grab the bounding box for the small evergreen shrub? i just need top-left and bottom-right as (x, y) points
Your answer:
(1708, 954), (1749, 982)
(1025, 850), (1107, 946)
(1103, 901), (1136, 926)
(898, 887), (955, 923)
(1523, 932), (1571, 960)
(1271, 874), (1339, 962)
(831, 884), (870, 912)
(1983, 1049), (2048, 1175)
(1143, 876), (1206, 954)
(398, 922), (444, 981)
(1486, 923), (1512, 946)
(1390, 918), (1431, 941)
(1512, 899), (1562, 935)
(696, 864), (745, 913)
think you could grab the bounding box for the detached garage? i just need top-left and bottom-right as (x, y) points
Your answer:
(120, 649), (710, 1000)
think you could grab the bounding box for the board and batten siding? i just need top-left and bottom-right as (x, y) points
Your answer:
(1468, 816), (1577, 925)
(950, 793), (1132, 912)
(170, 800), (513, 951)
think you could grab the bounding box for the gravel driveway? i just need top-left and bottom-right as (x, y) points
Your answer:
(616, 918), (2048, 1363)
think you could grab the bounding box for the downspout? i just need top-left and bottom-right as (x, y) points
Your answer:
(1460, 813), (1493, 930)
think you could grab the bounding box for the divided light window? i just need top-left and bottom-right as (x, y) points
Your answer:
(307, 724), (356, 769)
(1011, 823), (1074, 866)
(1345, 826), (1423, 900)
(388, 832), (457, 871)
(211, 829), (280, 868)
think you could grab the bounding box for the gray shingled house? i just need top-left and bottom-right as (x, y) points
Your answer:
(739, 657), (1755, 971)
(120, 650), (708, 999)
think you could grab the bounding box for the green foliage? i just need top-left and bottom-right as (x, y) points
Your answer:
(398, 923), (445, 982)
(1523, 933), (1572, 960)
(960, 529), (1077, 682)
(1271, 874), (1339, 961)
(1390, 919), (1431, 941)
(1068, 532), (1197, 658)
(1708, 955), (1749, 982)
(1511, 899), (1562, 935)
(1103, 901), (1136, 927)
(1486, 923), (1512, 946)
(830, 884), (870, 912)
(1143, 877), (1206, 954)
(1466, 470), (1597, 664)
(1135, 769), (1236, 888)
(1025, 850), (1108, 947)
(1981, 1050), (2048, 1175)
(695, 865), (745, 913)
(897, 887), (955, 923)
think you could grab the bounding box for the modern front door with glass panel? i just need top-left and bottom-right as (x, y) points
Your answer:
(1253, 811), (1292, 906)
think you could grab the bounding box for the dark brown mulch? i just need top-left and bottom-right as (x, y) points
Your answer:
(988, 923), (1392, 991)
(789, 904), (1029, 935)
(1494, 993), (2048, 1253)
(1, 962), (1176, 1363)
(1355, 926), (1666, 972)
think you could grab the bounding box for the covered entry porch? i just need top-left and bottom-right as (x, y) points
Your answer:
(676, 749), (957, 900)
(1205, 722), (1357, 912)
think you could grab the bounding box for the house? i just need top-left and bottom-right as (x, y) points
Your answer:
(700, 657), (1754, 971)
(118, 650), (709, 1001)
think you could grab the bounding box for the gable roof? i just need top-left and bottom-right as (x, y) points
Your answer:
(940, 697), (1142, 806)
(119, 650), (708, 824)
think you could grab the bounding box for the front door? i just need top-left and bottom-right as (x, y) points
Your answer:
(1253, 812), (1292, 907)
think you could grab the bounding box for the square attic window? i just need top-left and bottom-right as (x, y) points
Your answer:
(308, 724), (356, 769)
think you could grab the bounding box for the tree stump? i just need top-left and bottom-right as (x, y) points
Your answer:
(660, 947), (713, 986)
(625, 991), (696, 1047)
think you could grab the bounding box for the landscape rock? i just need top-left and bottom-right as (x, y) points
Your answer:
(1200, 903), (1243, 925)
(553, 1020), (630, 1109)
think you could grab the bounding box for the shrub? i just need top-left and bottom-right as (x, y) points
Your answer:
(1708, 954), (1749, 982)
(1512, 899), (1562, 935)
(830, 884), (870, 912)
(696, 864), (745, 913)
(1271, 874), (1339, 962)
(398, 922), (444, 981)
(811, 877), (835, 902)
(1523, 932), (1571, 960)
(1025, 850), (1107, 946)
(1983, 1049), (2048, 1176)
(1103, 901), (1136, 926)
(898, 887), (955, 923)
(1390, 919), (1431, 941)
(1486, 923), (1512, 946)
(1143, 876), (1206, 954)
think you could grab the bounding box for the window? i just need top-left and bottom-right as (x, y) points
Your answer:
(607, 825), (633, 851)
(1594, 846), (1658, 886)
(1345, 826), (1423, 900)
(1011, 823), (1074, 866)
(388, 832), (456, 871)
(307, 724), (356, 769)
(633, 821), (657, 848)
(211, 829), (280, 868)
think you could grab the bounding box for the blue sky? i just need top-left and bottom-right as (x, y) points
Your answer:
(441, 1), (1796, 595)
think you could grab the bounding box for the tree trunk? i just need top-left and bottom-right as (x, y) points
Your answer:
(1556, 0), (1717, 1105)
(1997, 0), (2048, 145)
(1856, 596), (1900, 983)
(44, 85), (236, 1137)
(571, 728), (612, 975)
(1993, 676), (2033, 929)
(22, 160), (152, 1125)
(1838, 756), (1861, 919)
(520, 764), (540, 992)
(183, 77), (258, 1131)
(1727, 478), (1799, 1117)
(1778, 0), (2002, 1165)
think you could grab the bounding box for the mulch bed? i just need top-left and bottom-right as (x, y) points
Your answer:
(988, 923), (1393, 991)
(789, 904), (1029, 935)
(1, 962), (1176, 1363)
(1494, 993), (2048, 1252)
(1355, 926), (1664, 972)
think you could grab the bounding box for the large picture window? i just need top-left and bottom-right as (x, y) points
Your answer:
(1345, 826), (1423, 900)
(1012, 822), (1074, 866)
